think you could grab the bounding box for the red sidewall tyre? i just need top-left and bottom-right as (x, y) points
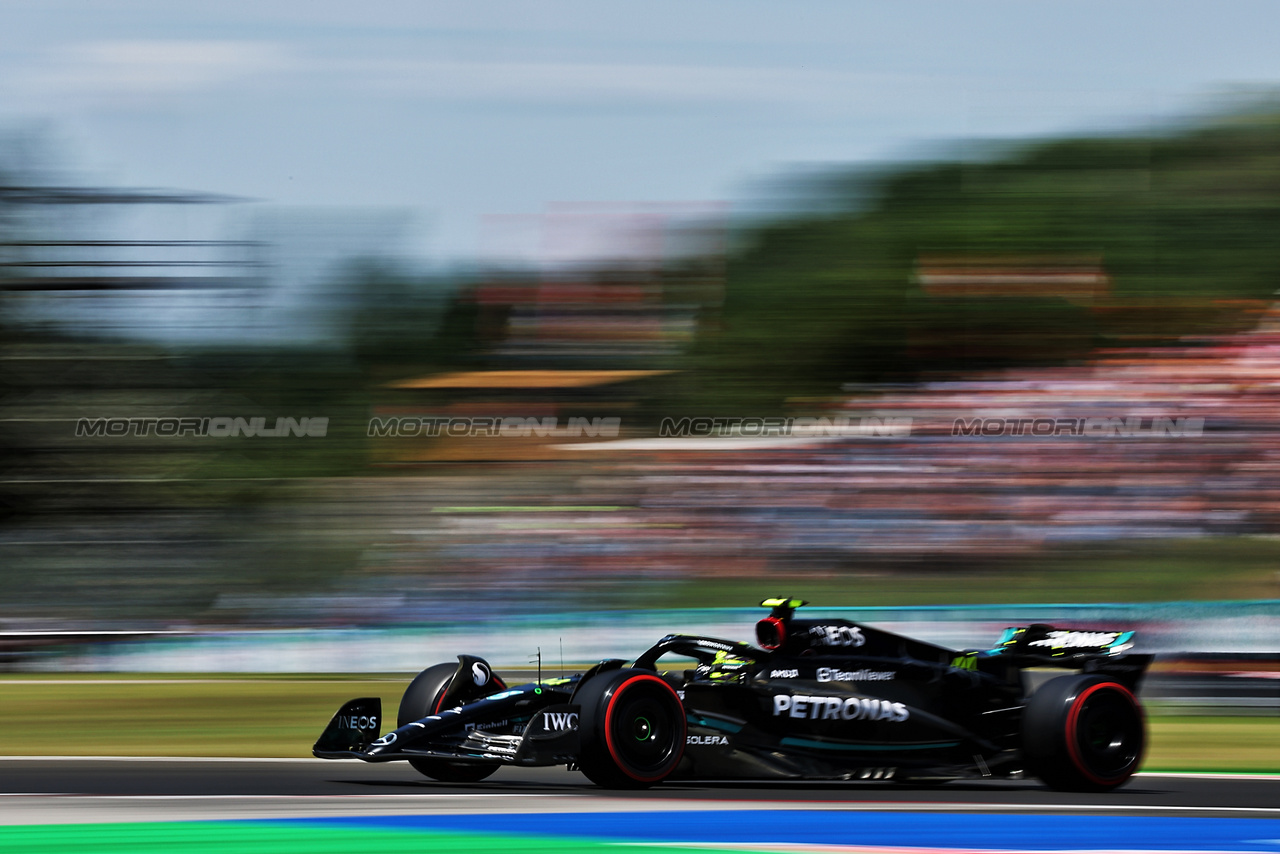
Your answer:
(577, 669), (686, 789)
(398, 662), (502, 783)
(398, 663), (458, 728)
(1024, 674), (1145, 792)
(1065, 681), (1142, 788)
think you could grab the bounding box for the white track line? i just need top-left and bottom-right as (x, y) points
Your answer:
(0, 795), (1274, 816)
(0, 679), (407, 685)
(0, 756), (334, 763)
(0, 794), (566, 800)
(1, 759), (1277, 781)
(1136, 772), (1280, 781)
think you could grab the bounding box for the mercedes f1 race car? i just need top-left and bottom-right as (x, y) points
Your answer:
(314, 599), (1151, 791)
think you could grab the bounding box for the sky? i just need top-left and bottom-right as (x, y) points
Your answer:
(2, 1), (1279, 267)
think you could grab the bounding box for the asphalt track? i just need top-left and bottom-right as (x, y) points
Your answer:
(0, 758), (1277, 824)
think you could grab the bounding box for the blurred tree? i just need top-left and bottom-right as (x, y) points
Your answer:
(327, 259), (482, 374)
(678, 110), (1280, 415)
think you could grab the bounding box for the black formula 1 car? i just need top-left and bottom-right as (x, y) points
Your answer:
(314, 599), (1151, 791)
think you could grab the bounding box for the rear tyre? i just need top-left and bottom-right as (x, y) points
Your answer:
(398, 662), (500, 783)
(1023, 674), (1144, 792)
(575, 669), (686, 789)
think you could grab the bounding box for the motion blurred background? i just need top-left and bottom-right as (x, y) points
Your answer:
(0, 3), (1276, 728)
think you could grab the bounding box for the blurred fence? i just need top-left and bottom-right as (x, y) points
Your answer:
(10, 601), (1276, 713)
(13, 600), (1274, 666)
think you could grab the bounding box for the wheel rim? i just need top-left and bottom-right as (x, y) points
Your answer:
(1067, 683), (1142, 784)
(604, 676), (685, 780)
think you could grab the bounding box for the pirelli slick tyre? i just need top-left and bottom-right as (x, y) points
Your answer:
(398, 662), (500, 783)
(576, 669), (686, 789)
(1023, 674), (1145, 792)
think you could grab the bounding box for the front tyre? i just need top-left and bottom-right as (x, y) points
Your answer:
(398, 662), (500, 783)
(575, 669), (686, 789)
(1023, 675), (1145, 792)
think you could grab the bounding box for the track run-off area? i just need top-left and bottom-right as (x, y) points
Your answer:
(0, 759), (1278, 853)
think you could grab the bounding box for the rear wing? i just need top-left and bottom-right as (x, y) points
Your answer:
(989, 624), (1134, 659)
(983, 623), (1152, 686)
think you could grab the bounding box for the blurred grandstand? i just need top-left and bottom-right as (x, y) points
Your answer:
(4, 110), (1280, 633)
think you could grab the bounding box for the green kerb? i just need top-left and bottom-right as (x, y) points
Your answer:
(0, 822), (755, 854)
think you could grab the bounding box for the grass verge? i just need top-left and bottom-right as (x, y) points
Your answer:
(0, 674), (1274, 771)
